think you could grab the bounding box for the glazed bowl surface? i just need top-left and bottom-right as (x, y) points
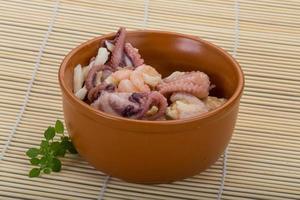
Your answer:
(59, 30), (244, 184)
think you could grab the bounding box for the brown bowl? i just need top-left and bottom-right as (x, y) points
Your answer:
(59, 30), (244, 184)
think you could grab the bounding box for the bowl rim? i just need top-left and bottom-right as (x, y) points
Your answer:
(59, 30), (244, 125)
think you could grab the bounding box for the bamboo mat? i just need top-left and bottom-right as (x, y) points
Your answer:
(0, 0), (300, 199)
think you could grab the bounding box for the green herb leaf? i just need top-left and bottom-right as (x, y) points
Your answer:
(68, 142), (78, 154)
(27, 120), (77, 178)
(26, 148), (40, 158)
(61, 136), (69, 142)
(29, 168), (40, 178)
(61, 139), (77, 154)
(55, 120), (64, 134)
(55, 147), (66, 157)
(50, 141), (61, 154)
(51, 158), (61, 172)
(61, 138), (70, 148)
(30, 158), (40, 165)
(40, 140), (49, 149)
(40, 156), (48, 165)
(40, 140), (49, 154)
(43, 168), (52, 174)
(46, 154), (54, 165)
(44, 126), (55, 141)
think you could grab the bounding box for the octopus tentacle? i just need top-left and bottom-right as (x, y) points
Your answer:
(124, 42), (144, 67)
(161, 71), (209, 84)
(159, 82), (209, 98)
(87, 83), (115, 102)
(87, 84), (106, 102)
(138, 91), (168, 120)
(128, 92), (147, 104)
(108, 27), (126, 69)
(157, 71), (210, 98)
(121, 105), (141, 117)
(90, 91), (166, 120)
(85, 64), (104, 91)
(91, 92), (143, 119)
(101, 67), (114, 81)
(86, 62), (113, 91)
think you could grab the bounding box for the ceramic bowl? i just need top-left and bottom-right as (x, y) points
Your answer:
(59, 30), (244, 184)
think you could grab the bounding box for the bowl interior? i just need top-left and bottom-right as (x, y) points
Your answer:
(63, 31), (241, 104)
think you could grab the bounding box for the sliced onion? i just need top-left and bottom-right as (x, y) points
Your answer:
(105, 40), (115, 51)
(73, 64), (83, 93)
(75, 85), (87, 100)
(94, 47), (110, 66)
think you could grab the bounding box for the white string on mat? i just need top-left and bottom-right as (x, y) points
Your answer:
(217, 149), (228, 200)
(232, 0), (240, 58)
(142, 0), (150, 29)
(217, 0), (240, 199)
(98, 176), (110, 200)
(0, 0), (60, 161)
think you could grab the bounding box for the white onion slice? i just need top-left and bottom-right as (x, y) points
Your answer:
(105, 40), (115, 51)
(75, 85), (87, 100)
(73, 64), (83, 93)
(94, 47), (110, 66)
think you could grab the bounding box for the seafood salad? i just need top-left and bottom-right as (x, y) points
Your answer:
(73, 27), (226, 120)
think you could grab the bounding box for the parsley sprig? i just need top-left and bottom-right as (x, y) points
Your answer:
(26, 120), (77, 177)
